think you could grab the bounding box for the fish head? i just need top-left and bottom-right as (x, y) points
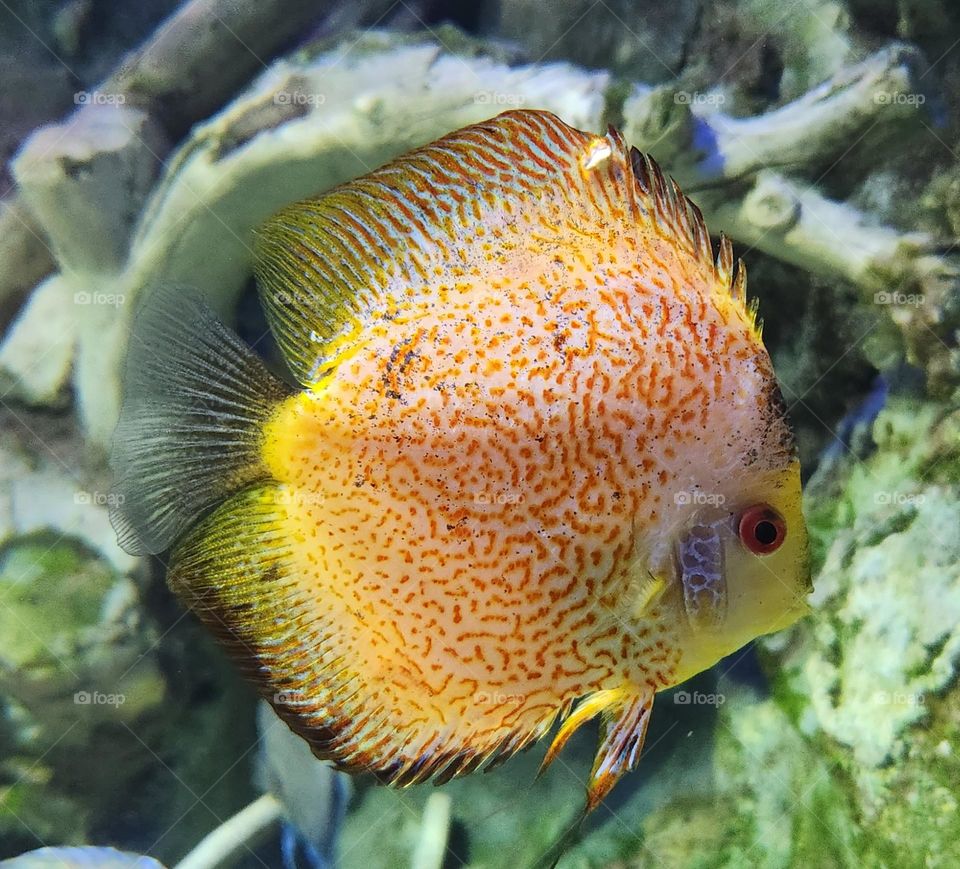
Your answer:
(645, 459), (811, 685)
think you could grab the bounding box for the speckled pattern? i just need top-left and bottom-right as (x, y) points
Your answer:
(173, 111), (800, 806)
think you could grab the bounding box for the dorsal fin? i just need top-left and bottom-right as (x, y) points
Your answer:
(253, 109), (736, 386)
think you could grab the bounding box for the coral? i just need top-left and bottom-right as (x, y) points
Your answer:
(631, 686), (861, 869)
(0, 410), (260, 862)
(0, 538), (163, 849)
(782, 399), (960, 855)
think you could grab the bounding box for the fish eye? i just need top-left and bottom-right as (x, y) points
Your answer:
(738, 504), (786, 555)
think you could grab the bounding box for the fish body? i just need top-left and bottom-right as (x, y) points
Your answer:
(111, 110), (811, 812)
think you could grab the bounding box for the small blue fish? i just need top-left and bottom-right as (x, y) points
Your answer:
(0, 847), (164, 869)
(256, 702), (352, 869)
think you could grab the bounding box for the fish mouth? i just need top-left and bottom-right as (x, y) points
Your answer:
(763, 594), (813, 635)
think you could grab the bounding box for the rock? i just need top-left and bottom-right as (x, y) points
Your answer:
(12, 104), (167, 274)
(0, 417), (136, 574)
(789, 401), (960, 817)
(0, 198), (55, 331)
(0, 273), (75, 408)
(0, 538), (163, 847)
(498, 0), (699, 84)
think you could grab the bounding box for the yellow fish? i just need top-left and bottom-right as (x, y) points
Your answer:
(111, 110), (811, 816)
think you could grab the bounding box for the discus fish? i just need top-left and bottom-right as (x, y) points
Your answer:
(110, 109), (811, 816)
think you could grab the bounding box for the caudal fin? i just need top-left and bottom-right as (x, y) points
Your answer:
(109, 286), (292, 556)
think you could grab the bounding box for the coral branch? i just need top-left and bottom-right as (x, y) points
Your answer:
(175, 793), (283, 869)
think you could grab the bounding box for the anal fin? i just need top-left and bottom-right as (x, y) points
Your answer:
(168, 483), (335, 745)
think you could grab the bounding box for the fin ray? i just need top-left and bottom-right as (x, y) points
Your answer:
(586, 692), (653, 812)
(538, 686), (654, 813)
(538, 688), (624, 778)
(167, 483), (341, 748)
(254, 110), (731, 386)
(109, 286), (292, 555)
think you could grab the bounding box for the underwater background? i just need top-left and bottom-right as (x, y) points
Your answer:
(1, 0), (960, 867)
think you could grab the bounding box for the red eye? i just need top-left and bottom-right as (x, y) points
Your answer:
(738, 504), (786, 555)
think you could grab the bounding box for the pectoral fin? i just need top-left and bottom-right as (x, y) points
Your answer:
(109, 286), (292, 556)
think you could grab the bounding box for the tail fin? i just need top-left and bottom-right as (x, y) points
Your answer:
(109, 286), (293, 556)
